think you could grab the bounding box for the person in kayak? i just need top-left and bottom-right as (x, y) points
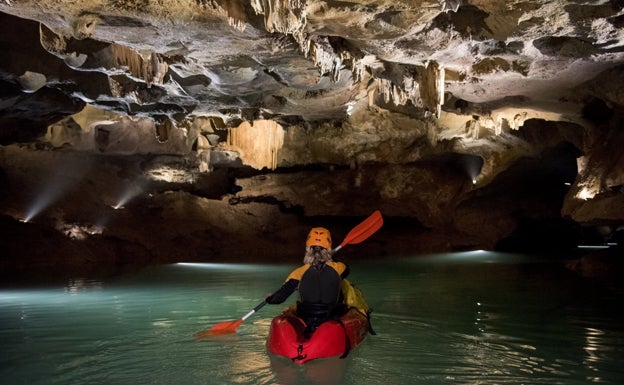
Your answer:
(265, 227), (350, 335)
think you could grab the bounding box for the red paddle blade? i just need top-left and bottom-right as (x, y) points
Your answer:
(339, 210), (383, 248)
(193, 318), (243, 339)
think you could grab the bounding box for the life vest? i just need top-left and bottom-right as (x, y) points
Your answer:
(284, 262), (344, 330)
(299, 263), (342, 304)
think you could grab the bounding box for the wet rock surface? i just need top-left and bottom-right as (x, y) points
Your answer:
(1, 1), (623, 275)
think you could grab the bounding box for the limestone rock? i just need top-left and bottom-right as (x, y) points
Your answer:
(1, 1), (623, 271)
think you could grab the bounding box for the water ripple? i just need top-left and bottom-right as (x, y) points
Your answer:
(2, 260), (624, 385)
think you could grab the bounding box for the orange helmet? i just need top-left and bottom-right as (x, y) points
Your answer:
(306, 227), (332, 249)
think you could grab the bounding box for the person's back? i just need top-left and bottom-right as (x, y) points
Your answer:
(299, 261), (342, 304)
(265, 227), (350, 332)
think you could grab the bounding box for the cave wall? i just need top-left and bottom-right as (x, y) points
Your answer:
(1, 1), (624, 276)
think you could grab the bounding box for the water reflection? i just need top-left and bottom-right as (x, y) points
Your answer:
(585, 327), (604, 359)
(583, 326), (620, 383)
(405, 250), (544, 265)
(0, 257), (623, 385)
(65, 278), (103, 294)
(270, 355), (348, 385)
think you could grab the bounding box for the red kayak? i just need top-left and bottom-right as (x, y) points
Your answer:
(267, 280), (372, 364)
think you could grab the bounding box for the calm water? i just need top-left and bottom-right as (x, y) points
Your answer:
(1, 252), (623, 385)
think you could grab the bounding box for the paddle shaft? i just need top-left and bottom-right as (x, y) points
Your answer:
(242, 300), (267, 321)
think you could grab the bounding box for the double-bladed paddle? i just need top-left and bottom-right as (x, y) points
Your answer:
(332, 209), (383, 252)
(193, 210), (383, 338)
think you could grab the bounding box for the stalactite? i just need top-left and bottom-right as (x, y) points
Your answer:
(110, 45), (168, 87)
(227, 120), (285, 170)
(377, 78), (412, 106)
(253, 0), (307, 34)
(420, 60), (445, 118)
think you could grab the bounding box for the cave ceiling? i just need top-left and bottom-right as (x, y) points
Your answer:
(1, 0), (624, 269)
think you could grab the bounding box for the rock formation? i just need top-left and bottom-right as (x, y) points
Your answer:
(1, 0), (623, 277)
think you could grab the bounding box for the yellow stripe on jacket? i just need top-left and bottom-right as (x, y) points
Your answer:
(285, 261), (347, 282)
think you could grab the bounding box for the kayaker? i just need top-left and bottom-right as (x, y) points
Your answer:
(265, 227), (350, 335)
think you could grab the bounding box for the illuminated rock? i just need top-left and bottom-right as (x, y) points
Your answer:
(0, 1), (623, 270)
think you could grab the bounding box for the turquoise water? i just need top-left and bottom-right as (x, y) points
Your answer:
(1, 252), (623, 385)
